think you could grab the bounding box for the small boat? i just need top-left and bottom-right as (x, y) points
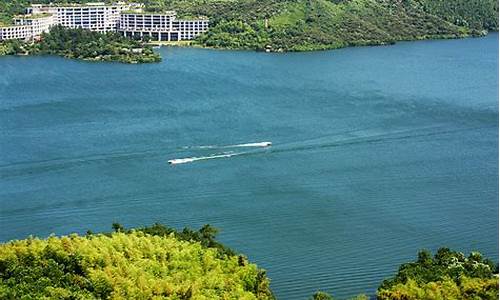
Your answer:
(234, 142), (272, 148)
(168, 157), (195, 165)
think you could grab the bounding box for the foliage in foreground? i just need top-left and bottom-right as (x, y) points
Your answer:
(0, 25), (161, 63)
(309, 291), (369, 300)
(0, 222), (498, 300)
(0, 225), (273, 299)
(377, 247), (499, 300)
(110, 222), (236, 258)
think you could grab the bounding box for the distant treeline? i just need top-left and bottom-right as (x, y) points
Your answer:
(0, 222), (498, 299)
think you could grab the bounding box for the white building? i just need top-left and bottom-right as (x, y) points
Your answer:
(175, 19), (210, 40)
(118, 12), (209, 41)
(14, 14), (55, 37)
(0, 14), (54, 41)
(1, 3), (209, 41)
(0, 25), (33, 41)
(28, 2), (131, 33)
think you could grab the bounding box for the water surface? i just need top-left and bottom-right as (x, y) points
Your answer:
(0, 34), (498, 299)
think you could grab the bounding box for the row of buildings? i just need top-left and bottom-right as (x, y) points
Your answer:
(0, 2), (209, 42)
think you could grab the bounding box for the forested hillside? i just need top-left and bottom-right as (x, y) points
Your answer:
(1, 0), (498, 51)
(146, 0), (499, 51)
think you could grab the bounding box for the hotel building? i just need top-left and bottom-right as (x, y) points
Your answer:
(0, 2), (208, 41)
(0, 25), (33, 41)
(0, 14), (54, 41)
(118, 12), (209, 41)
(27, 3), (132, 33)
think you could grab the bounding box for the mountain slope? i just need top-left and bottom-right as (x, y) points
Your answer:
(160, 0), (498, 51)
(1, 0), (498, 51)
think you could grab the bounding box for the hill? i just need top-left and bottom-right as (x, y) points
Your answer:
(1, 0), (498, 52)
(150, 0), (499, 51)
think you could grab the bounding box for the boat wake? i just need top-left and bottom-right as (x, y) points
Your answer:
(182, 141), (272, 150)
(171, 141), (272, 165)
(169, 126), (493, 166)
(168, 152), (242, 165)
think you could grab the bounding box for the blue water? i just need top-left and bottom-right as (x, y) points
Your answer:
(0, 34), (498, 299)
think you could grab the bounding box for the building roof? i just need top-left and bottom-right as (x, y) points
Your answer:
(30, 2), (128, 8)
(14, 13), (53, 20)
(121, 10), (177, 16)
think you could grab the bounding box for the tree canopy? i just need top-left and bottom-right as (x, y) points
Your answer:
(0, 223), (497, 300)
(377, 248), (499, 300)
(0, 224), (274, 299)
(0, 25), (161, 63)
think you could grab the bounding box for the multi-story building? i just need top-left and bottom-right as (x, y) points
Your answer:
(0, 13), (54, 41)
(14, 14), (55, 37)
(118, 12), (209, 41)
(0, 25), (33, 41)
(175, 19), (209, 41)
(0, 2), (209, 42)
(28, 2), (131, 33)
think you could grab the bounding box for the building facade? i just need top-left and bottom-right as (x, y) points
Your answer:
(0, 14), (54, 41)
(28, 3), (131, 33)
(175, 19), (209, 40)
(0, 2), (209, 41)
(0, 25), (33, 41)
(118, 12), (209, 41)
(14, 14), (55, 37)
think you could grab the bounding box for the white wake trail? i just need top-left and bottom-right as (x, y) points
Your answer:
(182, 141), (272, 150)
(168, 153), (240, 165)
(225, 142), (272, 148)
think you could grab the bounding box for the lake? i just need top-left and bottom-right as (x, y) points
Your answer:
(0, 34), (498, 299)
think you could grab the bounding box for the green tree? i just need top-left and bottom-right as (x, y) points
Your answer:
(310, 291), (334, 300)
(0, 226), (274, 299)
(378, 248), (499, 300)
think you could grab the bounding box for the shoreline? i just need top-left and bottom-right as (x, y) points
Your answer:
(1, 31), (495, 62)
(148, 31), (492, 53)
